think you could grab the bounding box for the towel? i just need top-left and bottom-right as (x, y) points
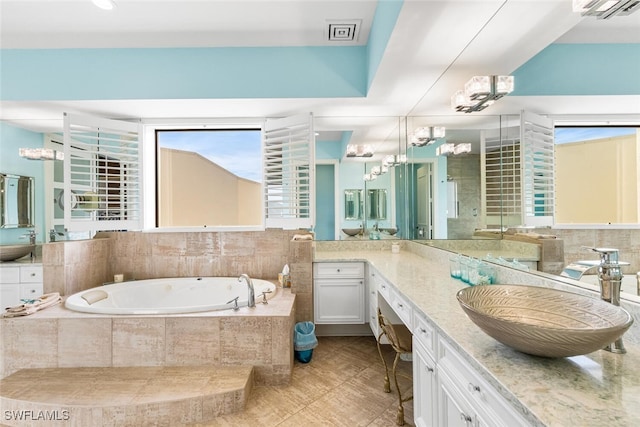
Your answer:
(3, 292), (62, 318)
(291, 234), (313, 241)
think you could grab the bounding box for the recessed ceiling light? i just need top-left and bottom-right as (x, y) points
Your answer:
(92, 0), (116, 11)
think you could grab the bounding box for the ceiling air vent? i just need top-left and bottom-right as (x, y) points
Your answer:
(326, 20), (361, 42)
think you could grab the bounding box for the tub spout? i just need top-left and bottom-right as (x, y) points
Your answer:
(238, 274), (256, 308)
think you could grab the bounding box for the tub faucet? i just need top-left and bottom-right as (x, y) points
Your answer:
(238, 274), (256, 308)
(562, 247), (628, 353)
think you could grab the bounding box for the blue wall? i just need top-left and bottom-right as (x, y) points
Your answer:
(0, 123), (45, 244)
(512, 43), (640, 96)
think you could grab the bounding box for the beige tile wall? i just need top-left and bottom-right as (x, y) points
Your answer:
(42, 229), (314, 323)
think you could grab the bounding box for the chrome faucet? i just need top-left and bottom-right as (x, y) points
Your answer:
(238, 274), (256, 308)
(562, 247), (629, 353)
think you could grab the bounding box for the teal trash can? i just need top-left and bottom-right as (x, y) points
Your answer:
(294, 321), (318, 363)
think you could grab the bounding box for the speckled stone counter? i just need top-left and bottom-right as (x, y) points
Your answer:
(315, 241), (640, 427)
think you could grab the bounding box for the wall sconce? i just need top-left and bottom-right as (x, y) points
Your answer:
(573, 0), (640, 19)
(346, 144), (374, 157)
(382, 154), (407, 167)
(436, 143), (471, 156)
(451, 75), (514, 113)
(409, 127), (445, 146)
(19, 148), (64, 161)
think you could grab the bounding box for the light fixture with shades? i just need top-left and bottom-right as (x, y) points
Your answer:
(19, 148), (64, 161)
(346, 144), (374, 158)
(363, 173), (376, 182)
(573, 0), (640, 19)
(451, 75), (514, 113)
(409, 126), (445, 146)
(436, 143), (471, 156)
(382, 154), (407, 167)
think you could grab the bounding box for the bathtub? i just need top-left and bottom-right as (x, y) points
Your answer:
(64, 276), (277, 315)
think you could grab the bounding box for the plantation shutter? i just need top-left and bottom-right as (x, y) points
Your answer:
(481, 129), (522, 228)
(63, 113), (143, 232)
(520, 110), (555, 226)
(263, 113), (315, 230)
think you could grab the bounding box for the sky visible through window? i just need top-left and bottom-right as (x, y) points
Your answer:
(157, 130), (262, 182)
(554, 127), (637, 144)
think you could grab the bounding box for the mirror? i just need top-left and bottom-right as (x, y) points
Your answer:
(367, 189), (387, 220)
(0, 173), (34, 228)
(344, 189), (363, 220)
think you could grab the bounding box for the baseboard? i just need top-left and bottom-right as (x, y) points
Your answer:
(315, 324), (374, 337)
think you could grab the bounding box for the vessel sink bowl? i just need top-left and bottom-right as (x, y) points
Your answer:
(380, 227), (398, 235)
(342, 228), (362, 236)
(0, 244), (35, 262)
(456, 285), (633, 358)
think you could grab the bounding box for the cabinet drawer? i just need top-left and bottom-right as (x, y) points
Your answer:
(0, 267), (20, 283)
(376, 275), (392, 303)
(21, 283), (44, 299)
(413, 312), (436, 360)
(438, 336), (529, 427)
(390, 288), (412, 329)
(314, 262), (364, 279)
(20, 266), (43, 283)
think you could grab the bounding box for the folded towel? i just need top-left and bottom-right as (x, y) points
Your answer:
(292, 234), (313, 241)
(3, 292), (62, 318)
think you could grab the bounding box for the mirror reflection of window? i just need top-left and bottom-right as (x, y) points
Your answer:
(555, 126), (639, 224)
(156, 129), (262, 227)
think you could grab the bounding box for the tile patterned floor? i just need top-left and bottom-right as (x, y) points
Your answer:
(190, 336), (414, 427)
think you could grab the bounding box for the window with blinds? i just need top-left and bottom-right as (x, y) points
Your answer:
(63, 113), (143, 232)
(263, 113), (315, 230)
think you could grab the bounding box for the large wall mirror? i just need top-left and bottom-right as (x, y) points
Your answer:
(0, 173), (35, 228)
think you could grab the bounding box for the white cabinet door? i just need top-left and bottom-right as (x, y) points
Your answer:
(414, 338), (438, 427)
(314, 278), (365, 324)
(1, 284), (21, 308)
(438, 369), (476, 427)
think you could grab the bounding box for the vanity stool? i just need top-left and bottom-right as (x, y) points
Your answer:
(376, 307), (413, 426)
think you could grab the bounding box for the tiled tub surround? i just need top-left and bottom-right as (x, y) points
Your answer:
(0, 288), (296, 385)
(42, 229), (313, 322)
(315, 240), (640, 427)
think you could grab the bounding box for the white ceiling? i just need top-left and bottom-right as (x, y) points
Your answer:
(1, 0), (639, 158)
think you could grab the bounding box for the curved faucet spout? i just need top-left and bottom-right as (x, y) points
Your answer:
(238, 274), (256, 308)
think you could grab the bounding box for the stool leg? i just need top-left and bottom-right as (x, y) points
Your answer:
(392, 352), (405, 426)
(376, 331), (391, 393)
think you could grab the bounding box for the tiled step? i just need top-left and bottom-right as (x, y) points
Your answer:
(0, 365), (253, 426)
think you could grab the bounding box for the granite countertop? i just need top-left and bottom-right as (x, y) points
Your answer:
(315, 248), (640, 427)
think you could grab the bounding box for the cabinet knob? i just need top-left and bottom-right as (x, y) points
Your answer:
(397, 303), (403, 308)
(420, 328), (427, 334)
(460, 413), (472, 423)
(468, 382), (481, 393)
(426, 366), (434, 373)
(30, 273), (36, 277)
(336, 269), (341, 273)
(30, 289), (36, 293)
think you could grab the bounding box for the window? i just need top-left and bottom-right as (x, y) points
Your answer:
(156, 129), (263, 228)
(555, 125), (639, 224)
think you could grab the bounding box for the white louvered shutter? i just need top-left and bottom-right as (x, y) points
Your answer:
(520, 110), (555, 226)
(263, 113), (315, 230)
(63, 113), (143, 232)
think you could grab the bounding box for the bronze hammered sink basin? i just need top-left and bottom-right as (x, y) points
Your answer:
(456, 285), (633, 358)
(0, 244), (35, 262)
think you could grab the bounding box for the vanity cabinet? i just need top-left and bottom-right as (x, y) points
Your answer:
(0, 263), (43, 308)
(313, 262), (365, 324)
(437, 336), (529, 427)
(369, 274), (531, 427)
